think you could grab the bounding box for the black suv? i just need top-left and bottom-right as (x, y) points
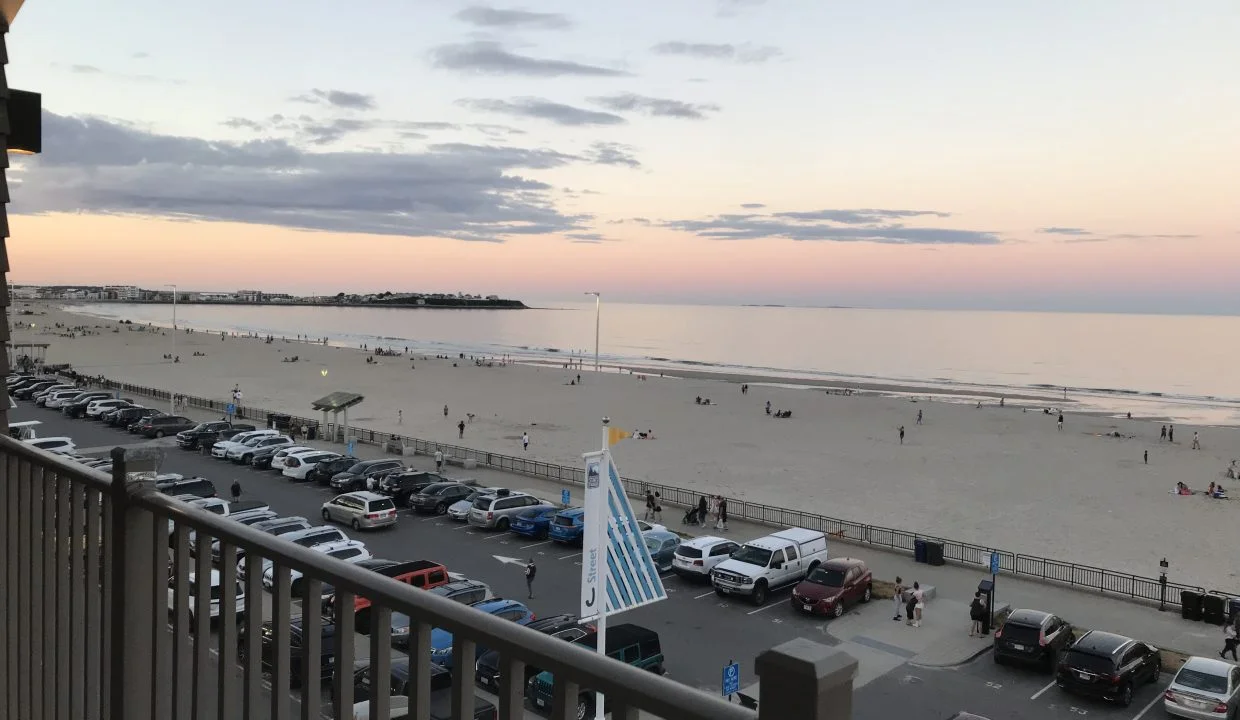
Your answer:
(156, 477), (217, 499)
(994, 609), (1073, 671)
(110, 407), (159, 428)
(409, 481), (476, 514)
(136, 415), (197, 438)
(378, 470), (451, 506)
(241, 616), (336, 688)
(61, 392), (112, 418)
(177, 421), (254, 450)
(328, 459), (404, 492)
(475, 614), (592, 691)
(309, 456), (358, 486)
(1055, 630), (1161, 707)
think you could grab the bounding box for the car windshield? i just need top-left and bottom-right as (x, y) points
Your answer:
(676, 546), (703, 559)
(1176, 668), (1229, 694)
(805, 568), (847, 587)
(731, 546), (774, 567)
(1063, 650), (1114, 674)
(643, 537), (661, 552)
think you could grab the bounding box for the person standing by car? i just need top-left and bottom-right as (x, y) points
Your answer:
(969, 592), (986, 637)
(525, 558), (537, 599)
(230, 479), (242, 503)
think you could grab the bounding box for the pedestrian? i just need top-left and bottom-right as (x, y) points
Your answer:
(1169, 425), (1175, 443)
(435, 449), (444, 472)
(458, 420), (465, 439)
(904, 585), (917, 625)
(1222, 617), (1239, 661)
(1057, 413), (1064, 431)
(1192, 432), (1201, 450)
(969, 592), (986, 637)
(716, 496), (728, 531)
(1144, 449), (1148, 465)
(644, 490), (657, 520)
(1160, 425), (1167, 441)
(892, 577), (906, 621)
(916, 409), (923, 425)
(230, 479), (241, 503)
(652, 492), (663, 522)
(522, 432), (530, 451)
(898, 426), (905, 445)
(525, 558), (537, 599)
(397, 409), (402, 425)
(698, 495), (709, 528)
(443, 404), (449, 417)
(912, 582), (925, 627)
(765, 400), (771, 415)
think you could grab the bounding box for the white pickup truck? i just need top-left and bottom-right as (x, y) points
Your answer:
(709, 527), (828, 604)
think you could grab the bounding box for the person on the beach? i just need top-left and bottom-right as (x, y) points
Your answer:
(765, 400), (771, 415)
(1169, 425), (1175, 442)
(916, 409), (923, 425)
(898, 426), (905, 445)
(522, 432), (530, 451)
(457, 420), (465, 439)
(1144, 450), (1148, 465)
(1160, 425), (1167, 441)
(1192, 432), (1201, 450)
(1057, 413), (1064, 431)
(443, 404), (449, 417)
(397, 409), (402, 425)
(893, 577), (906, 621)
(435, 449), (444, 472)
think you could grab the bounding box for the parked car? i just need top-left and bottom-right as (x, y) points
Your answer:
(711, 528), (830, 605)
(85, 398), (134, 419)
(642, 530), (682, 573)
(994, 609), (1074, 671)
(63, 393), (114, 418)
(136, 415), (196, 438)
(210, 429), (280, 458)
(446, 488), (500, 521)
(282, 451), (341, 481)
(308, 455), (358, 485)
(427, 579), (493, 607)
(176, 421), (252, 450)
(474, 614), (591, 691)
(242, 615), (336, 687)
(155, 477), (217, 499)
(240, 526), (351, 582)
(109, 406), (160, 428)
(526, 624), (663, 718)
(227, 435), (292, 463)
(321, 491), (398, 531)
(45, 390), (92, 409)
(508, 506), (560, 540)
(247, 444), (285, 470)
(671, 536), (740, 580)
(167, 569), (245, 628)
(213, 516), (310, 564)
(268, 446), (316, 471)
(14, 380), (60, 399)
(323, 559), (450, 619)
(348, 659), (451, 705)
(408, 482), (478, 515)
(791, 557), (873, 618)
(262, 539), (371, 595)
(378, 470), (455, 506)
(429, 598), (535, 670)
(1164, 655), (1240, 719)
(329, 459), (405, 493)
(1055, 630), (1162, 707)
(467, 490), (554, 531)
(548, 507), (586, 544)
(23, 436), (77, 455)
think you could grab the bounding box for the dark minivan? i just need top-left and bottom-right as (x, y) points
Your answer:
(1055, 630), (1161, 707)
(526, 624), (663, 718)
(309, 456), (358, 485)
(329, 459), (404, 493)
(137, 415), (197, 438)
(409, 482), (476, 514)
(994, 609), (1073, 671)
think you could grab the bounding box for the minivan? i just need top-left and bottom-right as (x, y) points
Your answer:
(321, 491), (398, 530)
(467, 490), (553, 531)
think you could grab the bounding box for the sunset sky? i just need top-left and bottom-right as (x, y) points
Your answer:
(5, 0), (1238, 313)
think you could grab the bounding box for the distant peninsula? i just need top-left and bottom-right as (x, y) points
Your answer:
(12, 285), (527, 309)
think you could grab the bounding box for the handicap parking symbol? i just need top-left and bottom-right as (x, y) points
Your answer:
(722, 662), (740, 696)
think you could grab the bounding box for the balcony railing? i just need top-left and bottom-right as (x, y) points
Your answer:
(0, 434), (852, 720)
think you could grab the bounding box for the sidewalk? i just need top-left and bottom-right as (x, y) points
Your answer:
(149, 399), (1231, 665)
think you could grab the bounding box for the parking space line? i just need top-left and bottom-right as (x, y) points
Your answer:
(480, 533), (506, 541)
(1130, 687), (1168, 720)
(452, 525), (472, 531)
(1029, 679), (1056, 700)
(694, 590), (716, 599)
(521, 541), (552, 550)
(746, 602), (784, 616)
(559, 552), (582, 560)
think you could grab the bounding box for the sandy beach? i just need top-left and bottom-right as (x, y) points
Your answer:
(10, 302), (1240, 591)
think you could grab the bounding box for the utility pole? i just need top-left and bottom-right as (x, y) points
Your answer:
(584, 291), (600, 372)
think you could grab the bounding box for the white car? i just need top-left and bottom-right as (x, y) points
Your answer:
(268, 446), (315, 471)
(260, 539), (370, 593)
(85, 399), (131, 418)
(447, 487), (501, 521)
(671, 536), (742, 579)
(226, 436), (292, 462)
(43, 391), (83, 409)
(282, 451), (341, 480)
(1165, 655), (1239, 719)
(237, 526), (350, 581)
(210, 429), (280, 458)
(166, 569), (245, 624)
(24, 436), (77, 455)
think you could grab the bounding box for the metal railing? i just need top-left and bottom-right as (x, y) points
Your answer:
(65, 372), (1220, 609)
(0, 433), (848, 720)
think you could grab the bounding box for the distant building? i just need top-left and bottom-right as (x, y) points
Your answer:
(194, 292), (234, 302)
(9, 285), (39, 299)
(236, 290), (262, 302)
(104, 285), (141, 301)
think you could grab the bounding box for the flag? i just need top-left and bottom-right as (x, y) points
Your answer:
(607, 427), (632, 446)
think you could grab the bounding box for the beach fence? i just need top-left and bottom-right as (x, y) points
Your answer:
(72, 373), (1224, 610)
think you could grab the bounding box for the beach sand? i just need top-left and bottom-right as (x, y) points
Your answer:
(11, 302), (1239, 590)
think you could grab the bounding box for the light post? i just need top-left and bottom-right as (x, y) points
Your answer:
(1159, 557), (1169, 612)
(166, 284), (177, 413)
(584, 291), (600, 372)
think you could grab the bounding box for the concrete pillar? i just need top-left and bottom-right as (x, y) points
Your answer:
(321, 410), (328, 441)
(0, 20), (12, 434)
(108, 446), (165, 720)
(342, 406), (349, 446)
(755, 638), (857, 720)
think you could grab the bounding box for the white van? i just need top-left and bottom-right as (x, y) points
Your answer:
(710, 527), (829, 604)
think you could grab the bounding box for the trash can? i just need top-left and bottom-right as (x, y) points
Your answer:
(1203, 593), (1227, 625)
(1181, 589), (1204, 621)
(307, 423), (318, 441)
(977, 579), (995, 635)
(925, 541), (945, 566)
(914, 539), (928, 564)
(1227, 598), (1240, 625)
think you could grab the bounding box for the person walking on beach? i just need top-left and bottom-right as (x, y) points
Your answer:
(397, 409), (402, 425)
(1193, 432), (1201, 450)
(1144, 449), (1148, 465)
(458, 420), (465, 439)
(916, 409), (923, 425)
(898, 426), (905, 445)
(524, 558), (537, 599)
(765, 400), (771, 416)
(1169, 425), (1175, 443)
(1057, 413), (1064, 431)
(230, 479), (242, 503)
(893, 577), (906, 621)
(1160, 425), (1167, 441)
(443, 404), (449, 417)
(969, 592), (986, 637)
(522, 432), (530, 451)
(435, 449), (444, 472)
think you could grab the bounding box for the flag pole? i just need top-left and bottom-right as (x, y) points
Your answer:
(595, 418), (610, 720)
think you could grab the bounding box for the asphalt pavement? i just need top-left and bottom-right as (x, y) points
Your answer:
(14, 403), (1192, 720)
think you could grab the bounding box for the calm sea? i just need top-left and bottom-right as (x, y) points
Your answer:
(71, 302), (1240, 425)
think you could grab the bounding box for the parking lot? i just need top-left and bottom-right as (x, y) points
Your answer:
(15, 402), (1193, 719)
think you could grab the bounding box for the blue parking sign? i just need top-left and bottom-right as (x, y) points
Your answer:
(225, 403), (236, 416)
(722, 662), (740, 696)
(561, 488), (570, 506)
(990, 551), (1000, 575)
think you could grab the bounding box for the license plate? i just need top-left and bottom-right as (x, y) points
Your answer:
(535, 699), (545, 708)
(803, 604), (813, 612)
(1077, 671), (1089, 681)
(1011, 644), (1026, 651)
(481, 677), (491, 687)
(1187, 699), (1208, 709)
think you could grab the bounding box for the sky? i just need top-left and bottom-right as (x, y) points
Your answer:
(4, 0), (1239, 313)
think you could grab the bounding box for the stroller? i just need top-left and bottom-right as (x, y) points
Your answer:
(682, 506), (700, 525)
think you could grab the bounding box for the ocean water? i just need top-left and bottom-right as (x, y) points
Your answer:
(70, 302), (1240, 425)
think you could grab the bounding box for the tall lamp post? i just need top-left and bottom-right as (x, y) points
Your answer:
(584, 291), (600, 372)
(0, 0), (45, 433)
(166, 284), (177, 413)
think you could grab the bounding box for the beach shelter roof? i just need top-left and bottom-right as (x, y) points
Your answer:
(311, 392), (364, 412)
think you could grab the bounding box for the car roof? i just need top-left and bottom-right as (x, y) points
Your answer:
(642, 529), (679, 542)
(1072, 630), (1133, 656)
(821, 557), (867, 570)
(557, 507), (585, 517)
(474, 598), (523, 612)
(525, 614), (580, 632)
(344, 491), (391, 501)
(679, 535), (730, 549)
(431, 579), (487, 594)
(1005, 609), (1053, 627)
(1180, 655), (1234, 677)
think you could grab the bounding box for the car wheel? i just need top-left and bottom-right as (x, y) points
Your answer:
(435, 502), (447, 515)
(242, 455), (252, 464)
(751, 581), (768, 605)
(1149, 658), (1161, 683)
(832, 603), (844, 619)
(715, 588), (726, 597)
(496, 517), (510, 531)
(1117, 682), (1133, 707)
(539, 527), (548, 540)
(861, 585), (872, 603)
(155, 430), (165, 438)
(576, 694), (592, 720)
(321, 509), (331, 521)
(351, 519), (361, 531)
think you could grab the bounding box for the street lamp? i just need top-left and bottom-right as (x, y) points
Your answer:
(166, 284), (177, 413)
(584, 292), (600, 372)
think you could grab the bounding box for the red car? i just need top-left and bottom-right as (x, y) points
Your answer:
(790, 558), (873, 617)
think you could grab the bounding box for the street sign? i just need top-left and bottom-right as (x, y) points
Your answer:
(561, 488), (571, 506)
(722, 662), (740, 696)
(989, 552), (1000, 575)
(225, 403), (236, 416)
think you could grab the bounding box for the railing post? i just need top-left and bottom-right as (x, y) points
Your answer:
(755, 639), (857, 720)
(108, 446), (164, 720)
